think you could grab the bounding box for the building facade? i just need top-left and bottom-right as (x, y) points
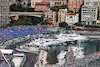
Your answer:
(44, 0), (67, 7)
(65, 13), (79, 26)
(44, 0), (50, 3)
(68, 0), (83, 12)
(58, 9), (67, 23)
(9, 0), (16, 6)
(44, 9), (56, 23)
(81, 6), (98, 25)
(31, 0), (43, 8)
(35, 2), (49, 12)
(84, 0), (99, 6)
(0, 0), (10, 26)
(99, 0), (100, 19)
(84, 0), (100, 20)
(50, 0), (67, 7)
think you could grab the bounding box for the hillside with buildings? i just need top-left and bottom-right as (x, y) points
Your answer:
(0, 0), (100, 28)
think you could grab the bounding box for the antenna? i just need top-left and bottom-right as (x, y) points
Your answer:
(38, 23), (40, 40)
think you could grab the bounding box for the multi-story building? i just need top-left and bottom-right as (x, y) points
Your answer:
(99, 0), (100, 19)
(44, 0), (50, 3)
(9, 0), (16, 5)
(68, 0), (83, 12)
(81, 6), (98, 25)
(35, 1), (49, 12)
(50, 0), (67, 7)
(84, 0), (99, 6)
(44, 0), (67, 7)
(31, 0), (43, 8)
(0, 0), (10, 26)
(58, 9), (67, 23)
(44, 9), (56, 23)
(65, 13), (79, 26)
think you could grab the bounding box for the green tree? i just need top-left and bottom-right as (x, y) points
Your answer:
(27, 1), (31, 6)
(74, 22), (83, 26)
(58, 4), (61, 9)
(41, 16), (44, 21)
(68, 10), (73, 13)
(41, 21), (48, 25)
(85, 25), (100, 28)
(17, 0), (21, 2)
(51, 7), (59, 12)
(10, 4), (16, 11)
(6, 18), (32, 26)
(51, 5), (68, 12)
(31, 17), (41, 25)
(59, 22), (68, 27)
(60, 5), (67, 9)
(10, 3), (35, 12)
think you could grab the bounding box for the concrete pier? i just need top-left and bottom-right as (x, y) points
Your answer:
(83, 35), (100, 38)
(12, 57), (24, 67)
(37, 50), (48, 66)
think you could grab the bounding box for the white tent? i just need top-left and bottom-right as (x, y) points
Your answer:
(0, 49), (13, 54)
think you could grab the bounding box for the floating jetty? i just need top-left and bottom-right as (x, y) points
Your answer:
(85, 35), (100, 38)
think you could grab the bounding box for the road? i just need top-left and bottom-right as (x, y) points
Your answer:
(23, 53), (38, 67)
(6, 40), (38, 67)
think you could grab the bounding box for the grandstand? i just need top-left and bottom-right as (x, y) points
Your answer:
(65, 51), (100, 67)
(0, 25), (53, 43)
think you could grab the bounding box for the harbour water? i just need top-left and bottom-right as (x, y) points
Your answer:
(83, 38), (100, 56)
(47, 38), (100, 64)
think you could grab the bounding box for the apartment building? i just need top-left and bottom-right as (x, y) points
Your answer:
(44, 0), (50, 3)
(35, 1), (49, 12)
(99, 0), (100, 19)
(81, 0), (99, 25)
(65, 13), (79, 26)
(9, 0), (16, 5)
(31, 0), (43, 8)
(44, 9), (56, 23)
(68, 0), (83, 12)
(50, 0), (67, 7)
(44, 0), (67, 7)
(81, 6), (98, 25)
(58, 9), (67, 23)
(0, 0), (10, 26)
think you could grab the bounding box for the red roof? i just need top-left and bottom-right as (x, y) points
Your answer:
(67, 13), (76, 15)
(36, 1), (49, 5)
(10, 16), (15, 19)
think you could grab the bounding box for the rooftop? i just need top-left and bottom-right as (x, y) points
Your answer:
(36, 1), (49, 5)
(67, 13), (76, 15)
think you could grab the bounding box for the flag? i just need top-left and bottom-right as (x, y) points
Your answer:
(18, 19), (22, 22)
(52, 22), (55, 25)
(48, 22), (51, 26)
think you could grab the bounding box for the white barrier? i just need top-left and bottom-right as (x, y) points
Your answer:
(0, 35), (37, 47)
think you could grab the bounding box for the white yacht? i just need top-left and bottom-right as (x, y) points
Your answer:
(57, 50), (67, 65)
(16, 38), (68, 53)
(29, 38), (67, 47)
(56, 32), (89, 42)
(71, 46), (84, 59)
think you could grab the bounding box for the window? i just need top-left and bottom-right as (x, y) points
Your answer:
(69, 16), (73, 18)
